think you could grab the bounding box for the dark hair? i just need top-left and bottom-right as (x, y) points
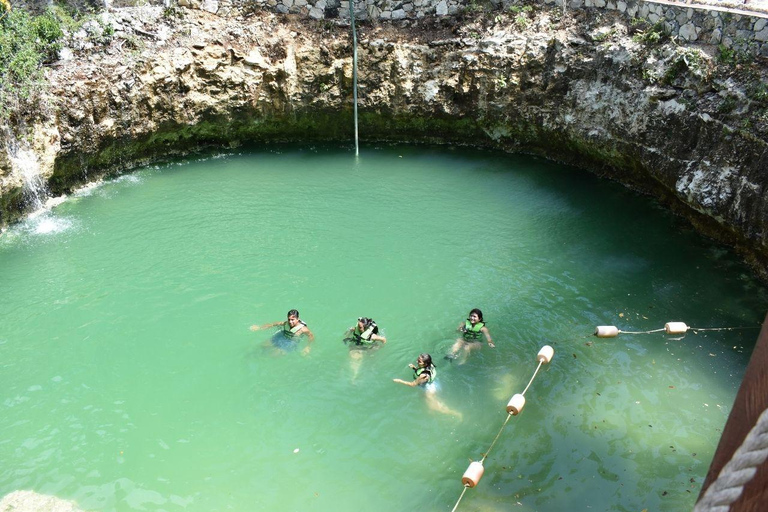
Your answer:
(358, 317), (379, 334)
(287, 309), (299, 318)
(468, 308), (484, 322)
(417, 353), (433, 367)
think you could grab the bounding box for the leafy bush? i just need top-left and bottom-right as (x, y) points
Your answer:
(717, 43), (756, 66)
(0, 8), (64, 114)
(631, 20), (667, 46)
(0, 5), (116, 116)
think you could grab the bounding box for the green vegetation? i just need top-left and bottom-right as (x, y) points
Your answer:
(508, 4), (533, 14)
(0, 7), (63, 115)
(507, 4), (533, 29)
(630, 19), (668, 46)
(592, 29), (615, 43)
(465, 0), (490, 14)
(663, 47), (709, 84)
(162, 5), (185, 20)
(750, 81), (768, 104)
(0, 5), (117, 117)
(718, 95), (737, 114)
(716, 43), (756, 66)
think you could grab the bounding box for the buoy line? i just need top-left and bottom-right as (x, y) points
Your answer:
(449, 319), (758, 510)
(694, 406), (768, 511)
(594, 322), (760, 338)
(450, 346), (555, 511)
(617, 328), (666, 335)
(450, 484), (470, 512)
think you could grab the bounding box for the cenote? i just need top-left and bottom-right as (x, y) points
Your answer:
(1, 144), (767, 512)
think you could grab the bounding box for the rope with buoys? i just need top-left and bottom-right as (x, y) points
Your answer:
(694, 405), (768, 512)
(594, 322), (760, 338)
(450, 345), (555, 512)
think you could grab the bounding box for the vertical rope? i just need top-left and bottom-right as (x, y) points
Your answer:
(349, 0), (359, 156)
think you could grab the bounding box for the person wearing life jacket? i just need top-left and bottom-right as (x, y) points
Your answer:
(250, 309), (315, 354)
(344, 317), (387, 347)
(343, 317), (386, 381)
(445, 308), (494, 363)
(393, 353), (436, 388)
(393, 354), (462, 418)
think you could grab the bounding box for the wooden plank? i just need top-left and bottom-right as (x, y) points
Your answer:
(698, 312), (768, 510)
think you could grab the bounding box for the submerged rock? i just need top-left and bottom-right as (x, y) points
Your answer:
(0, 491), (84, 512)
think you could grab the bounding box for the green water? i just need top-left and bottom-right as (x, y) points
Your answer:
(1, 145), (766, 512)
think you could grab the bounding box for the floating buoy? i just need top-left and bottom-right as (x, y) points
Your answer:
(665, 322), (688, 335)
(506, 393), (526, 415)
(537, 345), (554, 363)
(461, 461), (485, 488)
(595, 326), (620, 338)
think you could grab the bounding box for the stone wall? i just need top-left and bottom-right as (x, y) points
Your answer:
(12, 0), (768, 52)
(547, 0), (768, 54)
(174, 0), (768, 54)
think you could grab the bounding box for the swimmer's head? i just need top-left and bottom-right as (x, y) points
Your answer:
(357, 317), (379, 335)
(468, 308), (483, 323)
(417, 353), (432, 367)
(287, 309), (300, 326)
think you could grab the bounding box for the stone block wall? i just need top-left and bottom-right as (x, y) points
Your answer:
(178, 0), (767, 54)
(13, 0), (767, 53)
(545, 0), (768, 53)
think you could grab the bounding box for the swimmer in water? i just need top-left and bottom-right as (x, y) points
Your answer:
(445, 308), (494, 364)
(343, 317), (386, 381)
(251, 309), (315, 355)
(393, 353), (461, 418)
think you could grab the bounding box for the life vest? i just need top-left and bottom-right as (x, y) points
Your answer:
(462, 320), (485, 341)
(413, 364), (436, 384)
(352, 322), (378, 345)
(283, 320), (306, 338)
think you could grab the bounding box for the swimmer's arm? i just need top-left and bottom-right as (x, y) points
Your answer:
(371, 334), (386, 343)
(250, 320), (284, 331)
(481, 326), (494, 348)
(300, 328), (315, 355)
(393, 373), (427, 387)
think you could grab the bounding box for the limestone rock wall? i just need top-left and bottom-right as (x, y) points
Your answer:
(1, 6), (767, 281)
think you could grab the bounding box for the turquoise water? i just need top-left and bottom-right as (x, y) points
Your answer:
(1, 144), (766, 512)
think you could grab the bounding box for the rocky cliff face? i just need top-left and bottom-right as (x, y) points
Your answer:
(1, 5), (767, 279)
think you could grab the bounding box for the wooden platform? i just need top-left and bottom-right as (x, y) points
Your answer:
(699, 312), (768, 510)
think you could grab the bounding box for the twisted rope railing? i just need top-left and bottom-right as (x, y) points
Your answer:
(694, 406), (768, 511)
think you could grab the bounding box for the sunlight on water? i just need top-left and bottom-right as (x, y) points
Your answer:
(31, 215), (72, 235)
(0, 145), (766, 512)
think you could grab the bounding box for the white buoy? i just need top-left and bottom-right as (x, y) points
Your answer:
(506, 393), (526, 415)
(595, 326), (620, 338)
(537, 345), (554, 363)
(461, 461), (485, 488)
(665, 322), (688, 335)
